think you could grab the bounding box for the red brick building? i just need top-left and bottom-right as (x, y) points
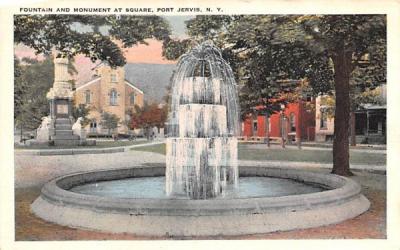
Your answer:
(242, 101), (316, 142)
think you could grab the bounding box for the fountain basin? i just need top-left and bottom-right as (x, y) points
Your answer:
(31, 166), (370, 236)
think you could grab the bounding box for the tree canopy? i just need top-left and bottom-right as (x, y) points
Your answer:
(14, 15), (171, 67)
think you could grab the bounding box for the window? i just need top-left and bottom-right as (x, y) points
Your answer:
(85, 90), (91, 104)
(110, 89), (118, 105)
(130, 93), (135, 105)
(89, 120), (97, 133)
(290, 113), (296, 132)
(320, 109), (328, 129)
(253, 120), (258, 133)
(111, 73), (118, 83)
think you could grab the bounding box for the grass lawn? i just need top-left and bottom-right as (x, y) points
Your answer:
(131, 143), (166, 155)
(15, 140), (149, 150)
(131, 143), (386, 165)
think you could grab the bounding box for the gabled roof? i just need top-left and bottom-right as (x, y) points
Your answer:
(75, 77), (101, 91)
(91, 61), (107, 70)
(125, 79), (144, 94)
(75, 76), (144, 95)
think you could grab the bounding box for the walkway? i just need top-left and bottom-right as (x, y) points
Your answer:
(14, 139), (165, 156)
(244, 143), (387, 154)
(15, 148), (165, 188)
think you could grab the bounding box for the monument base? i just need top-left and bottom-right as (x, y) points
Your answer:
(52, 118), (80, 146)
(49, 98), (80, 146)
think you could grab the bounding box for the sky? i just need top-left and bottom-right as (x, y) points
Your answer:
(14, 16), (193, 64)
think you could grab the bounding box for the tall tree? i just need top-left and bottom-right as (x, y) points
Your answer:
(14, 56), (25, 122)
(15, 15), (170, 66)
(14, 56), (55, 137)
(295, 15), (386, 175)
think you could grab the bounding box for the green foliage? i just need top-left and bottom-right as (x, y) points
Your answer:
(162, 38), (192, 60)
(14, 15), (171, 67)
(100, 111), (120, 135)
(14, 56), (55, 131)
(14, 56), (25, 121)
(185, 15), (232, 41)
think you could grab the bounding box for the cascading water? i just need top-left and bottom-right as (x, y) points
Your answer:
(166, 41), (240, 199)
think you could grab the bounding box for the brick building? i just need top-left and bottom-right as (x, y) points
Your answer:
(242, 101), (316, 142)
(74, 63), (144, 135)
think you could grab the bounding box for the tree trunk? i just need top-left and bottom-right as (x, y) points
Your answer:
(251, 114), (256, 137)
(350, 112), (356, 146)
(331, 45), (353, 176)
(20, 125), (23, 143)
(265, 113), (270, 148)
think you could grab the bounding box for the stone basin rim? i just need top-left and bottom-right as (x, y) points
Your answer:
(36, 165), (364, 216)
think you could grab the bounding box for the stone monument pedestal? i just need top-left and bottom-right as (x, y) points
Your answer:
(47, 57), (80, 146)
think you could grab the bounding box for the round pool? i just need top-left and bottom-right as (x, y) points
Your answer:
(70, 176), (325, 199)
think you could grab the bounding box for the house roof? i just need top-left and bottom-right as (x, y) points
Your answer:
(124, 79), (144, 94)
(75, 77), (101, 91)
(75, 76), (144, 94)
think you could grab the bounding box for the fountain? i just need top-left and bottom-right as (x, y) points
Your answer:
(31, 42), (370, 237)
(166, 41), (239, 199)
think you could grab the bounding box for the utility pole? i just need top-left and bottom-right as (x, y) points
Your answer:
(265, 112), (270, 148)
(280, 104), (286, 148)
(296, 81), (303, 149)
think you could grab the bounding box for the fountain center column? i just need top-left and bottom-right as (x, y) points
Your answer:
(166, 42), (240, 200)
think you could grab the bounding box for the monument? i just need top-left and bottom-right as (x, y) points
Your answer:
(46, 56), (80, 146)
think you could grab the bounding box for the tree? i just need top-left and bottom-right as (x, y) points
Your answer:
(128, 103), (167, 140)
(15, 15), (170, 66)
(14, 56), (54, 138)
(296, 16), (385, 175)
(100, 112), (120, 136)
(14, 56), (25, 122)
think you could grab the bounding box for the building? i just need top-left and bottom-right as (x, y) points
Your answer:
(315, 95), (335, 142)
(315, 85), (386, 144)
(242, 101), (316, 142)
(74, 63), (144, 135)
